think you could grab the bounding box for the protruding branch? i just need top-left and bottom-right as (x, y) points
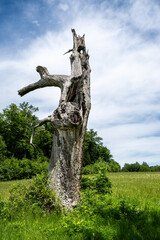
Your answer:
(64, 49), (73, 55)
(18, 66), (69, 97)
(30, 117), (52, 147)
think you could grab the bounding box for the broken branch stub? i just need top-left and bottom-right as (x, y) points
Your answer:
(18, 29), (91, 208)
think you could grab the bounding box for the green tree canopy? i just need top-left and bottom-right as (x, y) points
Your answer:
(0, 135), (7, 160)
(0, 102), (54, 160)
(122, 162), (151, 172)
(83, 129), (118, 168)
(0, 102), (39, 159)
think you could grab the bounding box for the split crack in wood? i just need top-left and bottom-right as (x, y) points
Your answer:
(18, 29), (91, 209)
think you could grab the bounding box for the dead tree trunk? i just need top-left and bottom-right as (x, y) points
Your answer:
(18, 29), (91, 208)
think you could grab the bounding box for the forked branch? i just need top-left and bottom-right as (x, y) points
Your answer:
(18, 66), (69, 97)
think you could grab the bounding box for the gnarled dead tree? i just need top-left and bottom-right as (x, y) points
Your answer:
(18, 29), (91, 208)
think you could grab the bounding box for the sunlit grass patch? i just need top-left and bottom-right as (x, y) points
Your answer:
(0, 179), (32, 200)
(108, 172), (160, 210)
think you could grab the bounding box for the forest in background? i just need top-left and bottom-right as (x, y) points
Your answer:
(0, 102), (120, 181)
(0, 102), (159, 181)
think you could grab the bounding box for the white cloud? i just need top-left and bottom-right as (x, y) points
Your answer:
(130, 0), (160, 31)
(58, 3), (69, 11)
(0, 30), (72, 118)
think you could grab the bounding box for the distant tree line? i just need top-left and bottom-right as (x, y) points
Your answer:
(0, 102), (120, 180)
(122, 162), (160, 172)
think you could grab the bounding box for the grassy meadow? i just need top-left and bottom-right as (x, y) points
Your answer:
(0, 172), (160, 240)
(109, 172), (160, 210)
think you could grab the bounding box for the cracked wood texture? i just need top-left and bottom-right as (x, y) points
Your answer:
(18, 29), (91, 208)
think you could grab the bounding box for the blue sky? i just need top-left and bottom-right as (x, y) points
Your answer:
(0, 0), (160, 166)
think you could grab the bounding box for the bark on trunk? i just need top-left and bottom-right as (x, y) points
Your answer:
(18, 29), (91, 208)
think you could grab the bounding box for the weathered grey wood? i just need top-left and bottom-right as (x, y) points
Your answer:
(18, 29), (91, 208)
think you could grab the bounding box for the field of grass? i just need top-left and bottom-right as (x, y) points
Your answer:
(1, 172), (160, 207)
(108, 172), (160, 210)
(0, 172), (160, 240)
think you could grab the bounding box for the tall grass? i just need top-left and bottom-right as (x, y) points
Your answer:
(108, 172), (160, 210)
(0, 179), (31, 200)
(0, 172), (160, 240)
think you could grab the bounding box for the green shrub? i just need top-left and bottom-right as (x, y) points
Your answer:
(81, 176), (93, 189)
(94, 169), (112, 194)
(0, 158), (49, 181)
(9, 173), (60, 212)
(81, 168), (112, 194)
(0, 173), (61, 222)
(82, 160), (109, 175)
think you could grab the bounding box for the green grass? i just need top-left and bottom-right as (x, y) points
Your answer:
(82, 172), (160, 210)
(0, 179), (31, 200)
(0, 172), (160, 240)
(0, 211), (69, 240)
(108, 172), (160, 210)
(1, 172), (160, 207)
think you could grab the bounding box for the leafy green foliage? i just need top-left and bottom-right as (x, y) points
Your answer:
(82, 159), (121, 174)
(94, 169), (112, 194)
(0, 102), (53, 160)
(33, 122), (53, 158)
(81, 168), (112, 194)
(83, 129), (120, 172)
(122, 162), (141, 172)
(140, 162), (151, 172)
(0, 102), (39, 159)
(122, 161), (154, 172)
(150, 165), (160, 171)
(83, 129), (103, 165)
(82, 160), (109, 174)
(0, 158), (49, 181)
(0, 135), (7, 161)
(83, 129), (111, 166)
(8, 173), (60, 213)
